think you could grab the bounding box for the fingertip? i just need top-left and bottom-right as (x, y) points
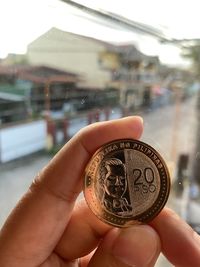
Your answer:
(125, 115), (144, 139)
(131, 115), (144, 125)
(150, 207), (200, 266)
(108, 225), (160, 267)
(116, 115), (144, 140)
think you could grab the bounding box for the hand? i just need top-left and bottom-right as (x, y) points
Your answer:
(0, 116), (199, 267)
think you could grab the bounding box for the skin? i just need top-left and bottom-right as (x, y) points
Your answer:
(0, 116), (199, 267)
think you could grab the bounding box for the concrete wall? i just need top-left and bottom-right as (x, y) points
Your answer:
(0, 120), (46, 163)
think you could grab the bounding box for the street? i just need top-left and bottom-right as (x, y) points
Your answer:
(0, 96), (198, 266)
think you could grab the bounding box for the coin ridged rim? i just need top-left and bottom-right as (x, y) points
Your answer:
(84, 138), (171, 227)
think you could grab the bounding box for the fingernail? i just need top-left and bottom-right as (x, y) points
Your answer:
(193, 230), (200, 246)
(128, 115), (143, 125)
(136, 116), (144, 124)
(130, 116), (144, 139)
(122, 115), (143, 124)
(112, 225), (160, 267)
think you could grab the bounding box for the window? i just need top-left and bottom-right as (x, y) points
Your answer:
(0, 1), (200, 266)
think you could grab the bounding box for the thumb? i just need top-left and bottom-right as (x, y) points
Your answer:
(88, 225), (161, 267)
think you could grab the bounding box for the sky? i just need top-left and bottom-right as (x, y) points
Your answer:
(0, 0), (200, 66)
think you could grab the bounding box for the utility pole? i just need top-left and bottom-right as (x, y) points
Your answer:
(192, 87), (200, 184)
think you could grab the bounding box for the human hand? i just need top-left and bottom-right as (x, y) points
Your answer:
(0, 116), (199, 267)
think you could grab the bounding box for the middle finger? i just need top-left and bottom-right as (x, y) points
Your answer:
(55, 199), (111, 260)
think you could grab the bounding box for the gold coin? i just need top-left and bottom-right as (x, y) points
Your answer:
(84, 139), (171, 227)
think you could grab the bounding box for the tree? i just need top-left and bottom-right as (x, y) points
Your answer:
(182, 43), (200, 76)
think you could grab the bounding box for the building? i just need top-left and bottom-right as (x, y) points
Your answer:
(100, 44), (160, 109)
(27, 28), (111, 89)
(0, 64), (79, 124)
(27, 27), (161, 110)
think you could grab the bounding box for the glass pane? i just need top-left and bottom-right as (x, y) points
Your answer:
(0, 1), (200, 266)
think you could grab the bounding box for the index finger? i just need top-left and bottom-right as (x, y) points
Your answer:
(151, 208), (200, 267)
(0, 116), (143, 266)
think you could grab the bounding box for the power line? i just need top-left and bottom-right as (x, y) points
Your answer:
(61, 0), (200, 48)
(60, 0), (172, 42)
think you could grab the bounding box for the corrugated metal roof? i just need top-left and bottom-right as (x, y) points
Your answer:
(0, 65), (79, 84)
(0, 92), (24, 101)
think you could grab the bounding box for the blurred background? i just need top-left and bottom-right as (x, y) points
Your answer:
(1, 0), (200, 265)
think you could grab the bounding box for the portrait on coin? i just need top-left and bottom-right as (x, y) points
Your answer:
(97, 157), (132, 216)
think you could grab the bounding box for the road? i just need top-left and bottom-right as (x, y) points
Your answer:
(0, 96), (198, 266)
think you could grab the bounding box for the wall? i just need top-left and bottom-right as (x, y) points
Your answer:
(27, 28), (111, 88)
(0, 120), (46, 163)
